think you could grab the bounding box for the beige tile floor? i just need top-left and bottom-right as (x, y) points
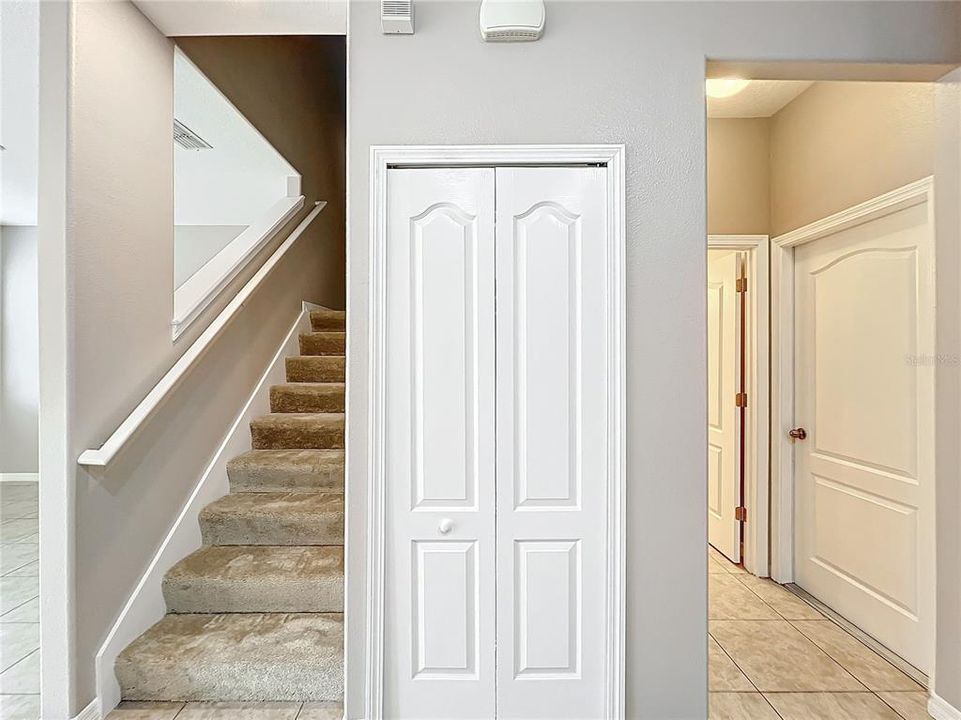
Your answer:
(708, 545), (932, 720)
(0, 482), (40, 720)
(106, 702), (342, 719)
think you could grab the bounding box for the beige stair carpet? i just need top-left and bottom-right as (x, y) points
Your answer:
(116, 308), (347, 703)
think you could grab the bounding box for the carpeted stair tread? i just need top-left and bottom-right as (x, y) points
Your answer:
(116, 612), (344, 701)
(299, 332), (346, 356)
(310, 309), (346, 332)
(250, 413), (344, 450)
(227, 449), (344, 493)
(270, 383), (345, 413)
(163, 545), (344, 614)
(200, 492), (344, 546)
(286, 356), (345, 383)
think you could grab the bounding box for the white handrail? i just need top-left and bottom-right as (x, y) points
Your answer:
(78, 200), (327, 467)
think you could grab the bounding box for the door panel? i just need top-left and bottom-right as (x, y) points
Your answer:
(707, 250), (742, 563)
(495, 167), (607, 720)
(384, 168), (496, 718)
(794, 200), (934, 672)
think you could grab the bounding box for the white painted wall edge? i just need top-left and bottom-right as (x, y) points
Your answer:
(930, 693), (961, 720)
(133, 0), (347, 37)
(173, 194), (305, 339)
(0, 473), (39, 483)
(77, 201), (325, 467)
(94, 300), (320, 716)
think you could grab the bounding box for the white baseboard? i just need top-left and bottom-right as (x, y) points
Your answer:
(72, 697), (101, 720)
(0, 472), (38, 483)
(930, 693), (961, 720)
(94, 302), (319, 715)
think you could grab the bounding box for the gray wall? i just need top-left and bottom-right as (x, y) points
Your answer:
(60, 2), (346, 713)
(0, 225), (39, 473)
(346, 2), (961, 718)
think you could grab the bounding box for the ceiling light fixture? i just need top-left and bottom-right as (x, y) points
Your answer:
(706, 78), (750, 99)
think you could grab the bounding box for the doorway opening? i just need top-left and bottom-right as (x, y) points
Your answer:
(706, 74), (939, 720)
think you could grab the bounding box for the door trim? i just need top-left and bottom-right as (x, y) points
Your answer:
(366, 144), (626, 720)
(769, 175), (935, 584)
(707, 235), (770, 577)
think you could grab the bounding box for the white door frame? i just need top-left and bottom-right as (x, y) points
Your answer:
(707, 235), (770, 577)
(365, 144), (626, 720)
(769, 176), (936, 584)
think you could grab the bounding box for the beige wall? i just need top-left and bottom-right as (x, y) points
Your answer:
(770, 81), (935, 235)
(63, 4), (345, 713)
(176, 36), (347, 309)
(707, 118), (770, 235)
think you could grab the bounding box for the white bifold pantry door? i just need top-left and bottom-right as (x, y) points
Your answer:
(384, 166), (609, 720)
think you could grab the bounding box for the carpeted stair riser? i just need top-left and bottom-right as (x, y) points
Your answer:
(250, 413), (344, 450)
(286, 356), (345, 383)
(270, 383), (345, 413)
(200, 492), (344, 546)
(116, 304), (349, 704)
(309, 309), (346, 332)
(115, 613), (344, 702)
(163, 546), (344, 614)
(299, 332), (346, 356)
(227, 449), (344, 494)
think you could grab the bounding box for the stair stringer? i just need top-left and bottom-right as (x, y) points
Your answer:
(94, 301), (322, 714)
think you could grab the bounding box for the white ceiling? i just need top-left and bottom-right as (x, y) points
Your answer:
(134, 0), (347, 37)
(707, 80), (814, 119)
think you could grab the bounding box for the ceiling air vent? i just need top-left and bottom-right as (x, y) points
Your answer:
(174, 119), (212, 151)
(382, 0), (413, 34)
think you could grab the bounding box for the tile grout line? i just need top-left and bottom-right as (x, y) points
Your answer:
(709, 629), (786, 719)
(787, 618), (917, 695)
(873, 690), (924, 720)
(710, 551), (877, 707)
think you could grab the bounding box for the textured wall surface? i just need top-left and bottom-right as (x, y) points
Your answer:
(65, 5), (346, 713)
(0, 226), (39, 473)
(771, 81), (935, 235)
(708, 118), (771, 235)
(346, 2), (960, 718)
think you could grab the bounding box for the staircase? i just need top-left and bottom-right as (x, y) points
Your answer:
(115, 308), (346, 703)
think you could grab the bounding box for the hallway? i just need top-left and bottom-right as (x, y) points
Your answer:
(709, 548), (929, 719)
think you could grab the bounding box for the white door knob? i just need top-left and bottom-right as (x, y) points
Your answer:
(438, 518), (454, 535)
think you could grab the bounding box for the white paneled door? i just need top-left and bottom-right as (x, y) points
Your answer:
(383, 165), (611, 719)
(495, 167), (608, 720)
(793, 199), (934, 672)
(384, 168), (497, 719)
(707, 250), (742, 564)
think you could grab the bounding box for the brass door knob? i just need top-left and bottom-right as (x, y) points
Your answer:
(789, 427), (807, 440)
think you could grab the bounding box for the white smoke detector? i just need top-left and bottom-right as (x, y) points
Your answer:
(479, 0), (545, 42)
(382, 0), (413, 34)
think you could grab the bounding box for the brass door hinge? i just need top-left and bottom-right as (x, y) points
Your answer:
(736, 277), (748, 293)
(735, 506), (747, 522)
(735, 392), (748, 408)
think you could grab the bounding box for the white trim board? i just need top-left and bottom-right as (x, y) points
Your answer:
(73, 698), (101, 720)
(0, 472), (38, 483)
(930, 693), (961, 720)
(769, 175), (935, 583)
(365, 144), (627, 720)
(707, 235), (770, 577)
(94, 301), (320, 714)
(173, 194), (305, 339)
